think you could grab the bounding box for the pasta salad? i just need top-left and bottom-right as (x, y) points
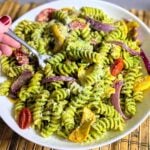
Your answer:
(0, 6), (150, 143)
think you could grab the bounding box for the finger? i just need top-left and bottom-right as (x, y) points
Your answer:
(0, 16), (12, 33)
(0, 16), (20, 48)
(0, 44), (13, 56)
(0, 50), (2, 56)
(0, 33), (20, 48)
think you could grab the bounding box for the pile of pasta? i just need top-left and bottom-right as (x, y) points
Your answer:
(0, 7), (146, 143)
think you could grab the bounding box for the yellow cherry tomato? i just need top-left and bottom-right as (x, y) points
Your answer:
(68, 107), (95, 143)
(134, 76), (150, 91)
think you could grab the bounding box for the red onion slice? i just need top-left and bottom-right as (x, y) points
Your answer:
(111, 80), (129, 120)
(140, 49), (150, 74)
(108, 41), (140, 56)
(42, 76), (75, 84)
(86, 17), (115, 32)
(11, 70), (33, 94)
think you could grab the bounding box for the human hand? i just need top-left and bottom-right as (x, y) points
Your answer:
(0, 16), (20, 56)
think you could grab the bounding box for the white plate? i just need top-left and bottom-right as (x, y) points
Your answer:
(0, 0), (150, 149)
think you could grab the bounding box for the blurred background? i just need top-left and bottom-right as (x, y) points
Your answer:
(0, 0), (150, 10)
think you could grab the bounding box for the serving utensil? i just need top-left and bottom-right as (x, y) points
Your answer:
(6, 29), (50, 68)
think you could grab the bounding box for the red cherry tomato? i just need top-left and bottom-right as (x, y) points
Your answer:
(36, 8), (56, 22)
(14, 49), (29, 65)
(111, 58), (124, 76)
(18, 108), (32, 129)
(69, 20), (87, 30)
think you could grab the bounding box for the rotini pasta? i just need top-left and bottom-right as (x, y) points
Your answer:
(0, 6), (147, 144)
(0, 80), (12, 96)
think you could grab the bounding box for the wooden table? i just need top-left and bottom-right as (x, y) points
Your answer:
(0, 0), (150, 150)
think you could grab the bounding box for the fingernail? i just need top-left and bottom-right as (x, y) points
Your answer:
(0, 16), (10, 25)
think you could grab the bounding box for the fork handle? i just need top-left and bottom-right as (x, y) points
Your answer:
(6, 29), (39, 57)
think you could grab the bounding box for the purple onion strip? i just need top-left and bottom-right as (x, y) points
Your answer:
(140, 49), (150, 74)
(11, 70), (33, 94)
(111, 80), (129, 120)
(108, 41), (140, 56)
(42, 76), (76, 84)
(86, 17), (115, 32)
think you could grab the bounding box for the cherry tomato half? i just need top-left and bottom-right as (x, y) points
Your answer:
(69, 20), (87, 30)
(18, 107), (32, 129)
(111, 58), (124, 76)
(14, 49), (29, 65)
(36, 8), (56, 22)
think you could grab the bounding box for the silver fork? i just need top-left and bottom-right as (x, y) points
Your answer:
(5, 29), (50, 68)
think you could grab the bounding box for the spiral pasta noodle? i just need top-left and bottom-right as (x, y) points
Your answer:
(0, 80), (12, 96)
